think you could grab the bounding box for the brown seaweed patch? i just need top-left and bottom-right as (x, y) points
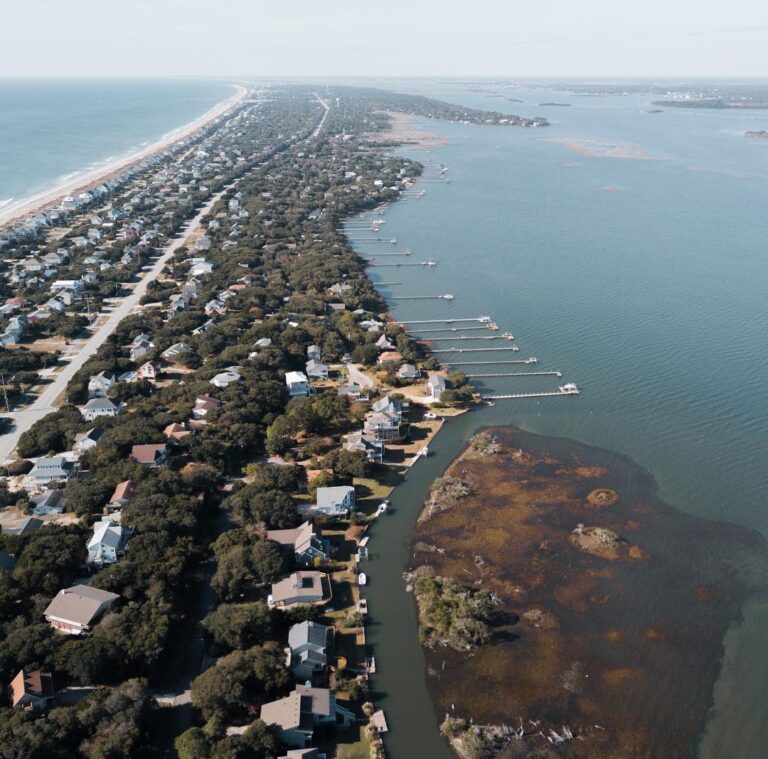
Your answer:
(602, 667), (641, 686)
(411, 425), (768, 759)
(575, 465), (608, 478)
(586, 487), (620, 508)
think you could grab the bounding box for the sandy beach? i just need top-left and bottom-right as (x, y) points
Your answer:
(0, 83), (248, 230)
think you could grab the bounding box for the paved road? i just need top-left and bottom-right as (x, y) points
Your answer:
(0, 190), (227, 464)
(347, 363), (375, 389)
(309, 93), (330, 139)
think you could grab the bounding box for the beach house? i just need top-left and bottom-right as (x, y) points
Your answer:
(44, 585), (120, 635)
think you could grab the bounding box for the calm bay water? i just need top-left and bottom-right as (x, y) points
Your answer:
(0, 79), (233, 209)
(356, 82), (768, 758)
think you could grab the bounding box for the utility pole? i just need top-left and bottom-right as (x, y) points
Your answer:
(0, 373), (11, 414)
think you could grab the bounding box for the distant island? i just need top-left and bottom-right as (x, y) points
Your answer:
(539, 102), (571, 107)
(746, 130), (768, 139)
(652, 98), (768, 110)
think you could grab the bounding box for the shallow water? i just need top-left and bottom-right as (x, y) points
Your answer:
(353, 81), (768, 758)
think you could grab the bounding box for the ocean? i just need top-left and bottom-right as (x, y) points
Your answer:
(354, 81), (768, 758)
(0, 78), (233, 212)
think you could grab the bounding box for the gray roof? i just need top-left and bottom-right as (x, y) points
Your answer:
(6, 517), (44, 536)
(28, 457), (73, 480)
(289, 620), (329, 652)
(315, 486), (354, 509)
(44, 585), (120, 627)
(84, 397), (117, 410)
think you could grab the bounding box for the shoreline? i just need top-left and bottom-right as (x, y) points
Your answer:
(0, 83), (248, 230)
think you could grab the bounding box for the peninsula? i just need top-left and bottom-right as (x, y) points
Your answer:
(0, 85), (531, 758)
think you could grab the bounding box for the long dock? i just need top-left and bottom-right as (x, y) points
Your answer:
(482, 389), (580, 400)
(367, 262), (436, 268)
(432, 346), (520, 353)
(412, 326), (495, 334)
(468, 371), (562, 378)
(391, 294), (454, 301)
(399, 317), (490, 325)
(421, 335), (512, 342)
(364, 252), (412, 258)
(444, 359), (537, 365)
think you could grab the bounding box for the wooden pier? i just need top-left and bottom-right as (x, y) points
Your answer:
(367, 261), (436, 268)
(468, 371), (562, 378)
(412, 326), (495, 334)
(482, 388), (580, 400)
(444, 358), (537, 366)
(432, 346), (520, 353)
(391, 294), (454, 301)
(399, 317), (490, 325)
(422, 335), (512, 342)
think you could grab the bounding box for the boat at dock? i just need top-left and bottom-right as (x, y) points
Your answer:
(358, 572), (368, 586)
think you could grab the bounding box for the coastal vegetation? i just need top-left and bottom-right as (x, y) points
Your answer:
(410, 426), (768, 758)
(411, 576), (495, 652)
(0, 82), (506, 756)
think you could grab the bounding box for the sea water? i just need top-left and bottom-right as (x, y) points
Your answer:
(0, 78), (233, 211)
(356, 80), (768, 758)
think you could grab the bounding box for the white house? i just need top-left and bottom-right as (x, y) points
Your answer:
(285, 371), (310, 397)
(73, 428), (104, 455)
(287, 621), (331, 681)
(313, 486), (355, 517)
(427, 375), (447, 401)
(24, 457), (76, 491)
(397, 364), (420, 380)
(87, 517), (129, 566)
(364, 411), (400, 441)
(210, 367), (241, 388)
(87, 371), (116, 399)
(81, 397), (119, 422)
(305, 359), (328, 380)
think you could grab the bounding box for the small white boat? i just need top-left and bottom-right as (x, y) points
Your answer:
(420, 446), (430, 457)
(358, 573), (368, 586)
(559, 383), (580, 395)
(376, 500), (390, 515)
(502, 331), (515, 340)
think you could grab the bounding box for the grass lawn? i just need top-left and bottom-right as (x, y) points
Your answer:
(336, 726), (372, 759)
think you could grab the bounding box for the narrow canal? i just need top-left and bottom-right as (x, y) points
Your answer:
(364, 408), (491, 758)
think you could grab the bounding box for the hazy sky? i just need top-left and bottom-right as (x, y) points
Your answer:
(2, 0), (768, 78)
